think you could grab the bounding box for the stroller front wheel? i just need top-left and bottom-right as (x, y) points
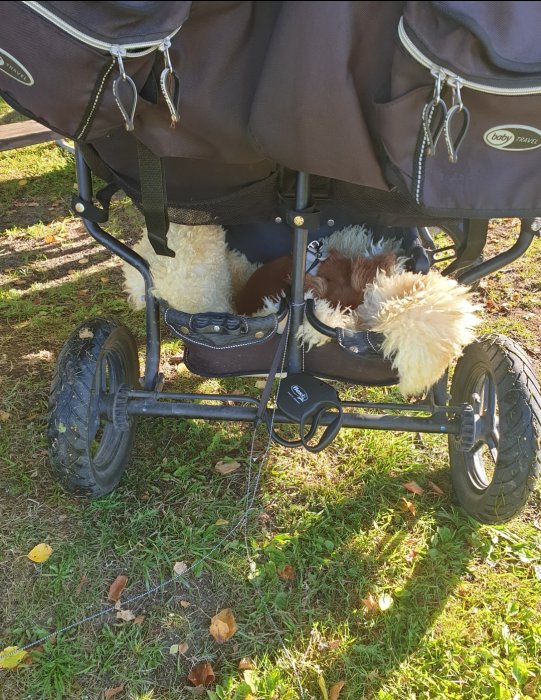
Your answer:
(449, 335), (541, 523)
(47, 318), (140, 498)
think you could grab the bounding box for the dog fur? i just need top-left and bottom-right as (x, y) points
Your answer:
(122, 223), (258, 313)
(121, 223), (480, 396)
(359, 270), (481, 395)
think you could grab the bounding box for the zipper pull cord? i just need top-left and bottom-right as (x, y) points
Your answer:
(159, 38), (181, 126)
(444, 79), (470, 163)
(111, 47), (138, 131)
(422, 70), (448, 156)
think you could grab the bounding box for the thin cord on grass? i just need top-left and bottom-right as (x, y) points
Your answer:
(2, 313), (307, 698)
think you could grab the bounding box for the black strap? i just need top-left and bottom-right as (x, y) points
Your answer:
(270, 400), (343, 453)
(136, 139), (175, 257)
(255, 320), (289, 426)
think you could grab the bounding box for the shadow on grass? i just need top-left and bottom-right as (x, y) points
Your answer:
(0, 200), (480, 699)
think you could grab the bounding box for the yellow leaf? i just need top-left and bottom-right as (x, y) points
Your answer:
(329, 681), (346, 700)
(400, 497), (416, 516)
(27, 543), (53, 563)
(44, 235), (58, 244)
(214, 461), (241, 475)
(0, 410), (10, 422)
(318, 673), (328, 700)
(0, 646), (27, 669)
(215, 519), (229, 526)
(209, 608), (237, 643)
(169, 644), (180, 655)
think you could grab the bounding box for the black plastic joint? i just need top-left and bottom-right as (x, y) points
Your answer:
(71, 194), (108, 223)
(286, 207), (321, 230)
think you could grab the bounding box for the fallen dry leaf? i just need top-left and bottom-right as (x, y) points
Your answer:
(27, 543), (53, 563)
(400, 497), (416, 516)
(170, 644), (180, 655)
(116, 609), (135, 622)
(0, 646), (27, 670)
(215, 518), (229, 526)
(173, 561), (188, 576)
(405, 550), (418, 563)
(277, 564), (296, 581)
(329, 681), (346, 700)
(238, 657), (255, 670)
(104, 685), (125, 698)
(209, 608), (237, 643)
(428, 480), (445, 496)
(403, 481), (424, 495)
(133, 615), (146, 625)
(44, 235), (58, 244)
(75, 575), (89, 595)
(188, 662), (215, 686)
(180, 600), (191, 609)
(179, 642), (189, 656)
(0, 410), (10, 422)
(214, 460), (241, 475)
(107, 575), (128, 602)
(255, 380), (267, 389)
(361, 593), (379, 613)
(78, 327), (94, 339)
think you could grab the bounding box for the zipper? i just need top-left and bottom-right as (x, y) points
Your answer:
(399, 14), (541, 190)
(23, 1), (182, 56)
(398, 17), (541, 97)
(23, 0), (184, 131)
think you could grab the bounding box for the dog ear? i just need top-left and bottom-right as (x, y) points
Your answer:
(304, 275), (328, 299)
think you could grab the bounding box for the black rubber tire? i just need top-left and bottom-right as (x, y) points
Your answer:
(449, 335), (541, 523)
(47, 317), (140, 498)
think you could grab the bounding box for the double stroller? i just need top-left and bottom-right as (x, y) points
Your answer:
(1, 0), (540, 524)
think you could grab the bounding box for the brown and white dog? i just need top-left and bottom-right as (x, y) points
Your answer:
(235, 249), (397, 315)
(121, 223), (480, 396)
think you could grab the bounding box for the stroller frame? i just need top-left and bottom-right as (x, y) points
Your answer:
(74, 147), (538, 431)
(55, 146), (540, 521)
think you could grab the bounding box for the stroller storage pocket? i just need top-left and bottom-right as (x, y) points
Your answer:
(0, 1), (191, 139)
(375, 2), (541, 217)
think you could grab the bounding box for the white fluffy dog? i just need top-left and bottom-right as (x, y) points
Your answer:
(121, 223), (480, 396)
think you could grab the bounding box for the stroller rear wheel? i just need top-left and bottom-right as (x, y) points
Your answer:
(449, 335), (541, 523)
(47, 318), (139, 498)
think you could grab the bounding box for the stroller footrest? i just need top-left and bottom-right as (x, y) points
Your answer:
(164, 307), (278, 349)
(337, 328), (385, 360)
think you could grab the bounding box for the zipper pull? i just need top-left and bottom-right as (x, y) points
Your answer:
(422, 70), (448, 156)
(111, 47), (138, 131)
(443, 78), (470, 163)
(159, 38), (181, 127)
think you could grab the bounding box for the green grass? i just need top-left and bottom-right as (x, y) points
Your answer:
(1, 110), (541, 700)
